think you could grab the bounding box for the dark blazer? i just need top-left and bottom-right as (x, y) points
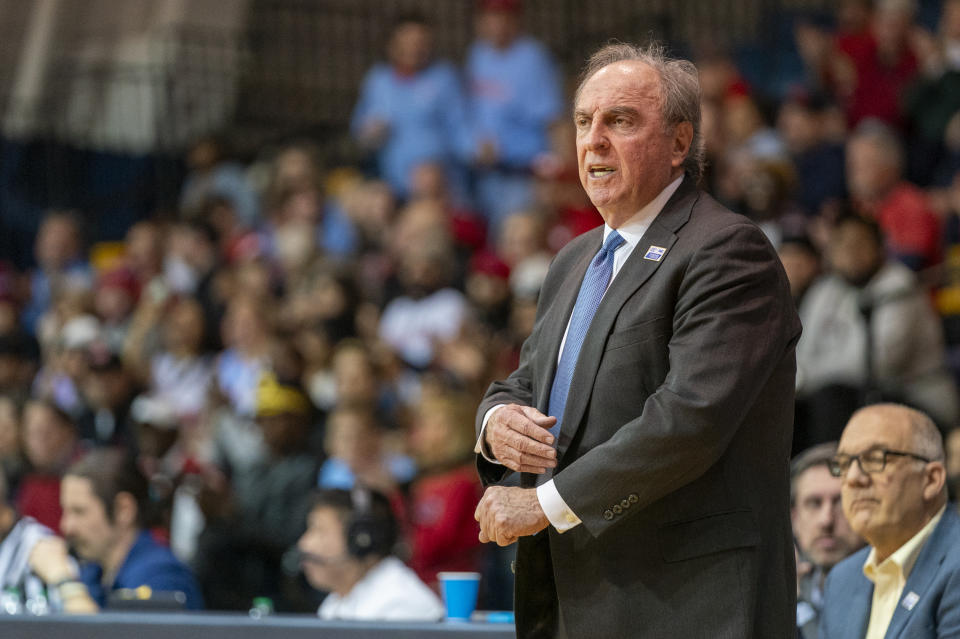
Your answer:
(819, 506), (960, 639)
(477, 177), (802, 638)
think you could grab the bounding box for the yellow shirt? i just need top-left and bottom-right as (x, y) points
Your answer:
(862, 505), (946, 639)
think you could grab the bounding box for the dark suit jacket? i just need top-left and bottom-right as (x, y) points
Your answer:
(476, 177), (802, 638)
(819, 506), (960, 639)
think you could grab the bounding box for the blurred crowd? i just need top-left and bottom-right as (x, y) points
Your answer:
(1, 0), (960, 624)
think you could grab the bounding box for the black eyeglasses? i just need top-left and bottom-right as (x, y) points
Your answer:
(827, 447), (932, 477)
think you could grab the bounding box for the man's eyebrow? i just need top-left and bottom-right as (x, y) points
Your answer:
(605, 106), (641, 118)
(573, 106), (641, 120)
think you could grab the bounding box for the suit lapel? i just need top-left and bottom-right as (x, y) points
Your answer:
(554, 180), (700, 460)
(883, 509), (958, 639)
(848, 581), (873, 639)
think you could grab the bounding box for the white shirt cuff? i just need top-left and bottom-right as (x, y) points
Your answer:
(474, 404), (505, 464)
(537, 479), (581, 533)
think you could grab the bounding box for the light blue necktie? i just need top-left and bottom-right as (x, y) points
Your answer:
(547, 230), (625, 439)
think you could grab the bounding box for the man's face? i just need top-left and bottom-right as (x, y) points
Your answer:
(777, 243), (819, 299)
(60, 475), (117, 564)
(792, 465), (862, 569)
(777, 102), (818, 154)
(22, 404), (74, 472)
(163, 300), (205, 352)
(838, 412), (932, 550)
(829, 221), (883, 287)
(333, 349), (376, 402)
(574, 61), (688, 227)
(846, 138), (898, 202)
(35, 217), (79, 270)
(389, 23), (432, 74)
(498, 214), (542, 267)
(326, 412), (380, 467)
(297, 506), (351, 592)
(477, 10), (519, 49)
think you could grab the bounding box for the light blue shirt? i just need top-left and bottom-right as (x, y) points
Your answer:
(466, 36), (562, 168)
(351, 61), (471, 198)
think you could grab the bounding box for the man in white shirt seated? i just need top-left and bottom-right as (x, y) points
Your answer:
(297, 487), (444, 621)
(819, 404), (960, 638)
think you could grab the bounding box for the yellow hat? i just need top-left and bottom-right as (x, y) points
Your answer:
(255, 372), (311, 417)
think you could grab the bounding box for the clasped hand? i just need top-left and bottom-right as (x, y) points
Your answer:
(483, 404), (558, 474)
(475, 486), (549, 546)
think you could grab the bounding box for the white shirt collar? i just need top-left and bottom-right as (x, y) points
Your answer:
(602, 175), (684, 249)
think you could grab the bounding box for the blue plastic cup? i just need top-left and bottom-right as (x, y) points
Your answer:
(437, 571), (481, 621)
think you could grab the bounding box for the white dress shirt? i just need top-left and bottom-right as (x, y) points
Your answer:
(476, 175), (684, 532)
(317, 556), (445, 621)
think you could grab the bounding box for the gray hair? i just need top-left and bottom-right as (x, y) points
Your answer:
(848, 403), (944, 461)
(790, 441), (838, 506)
(575, 42), (705, 179)
(905, 407), (945, 462)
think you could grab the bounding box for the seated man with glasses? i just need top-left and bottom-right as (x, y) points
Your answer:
(819, 403), (960, 639)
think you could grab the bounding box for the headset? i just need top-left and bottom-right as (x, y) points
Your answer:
(345, 485), (396, 559)
(287, 486), (398, 573)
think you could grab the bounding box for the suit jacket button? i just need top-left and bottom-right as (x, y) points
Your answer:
(628, 494), (638, 504)
(612, 505), (623, 515)
(620, 499), (630, 509)
(603, 509), (614, 521)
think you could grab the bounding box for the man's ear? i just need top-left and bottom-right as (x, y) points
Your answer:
(112, 492), (139, 529)
(922, 461), (947, 502)
(671, 121), (694, 169)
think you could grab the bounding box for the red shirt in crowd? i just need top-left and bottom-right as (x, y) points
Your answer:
(408, 463), (483, 588)
(872, 182), (942, 271)
(838, 32), (918, 129)
(16, 474), (62, 533)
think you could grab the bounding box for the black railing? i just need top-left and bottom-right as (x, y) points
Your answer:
(0, 0), (840, 244)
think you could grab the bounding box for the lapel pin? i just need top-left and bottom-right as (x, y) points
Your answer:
(643, 246), (666, 261)
(902, 591), (919, 611)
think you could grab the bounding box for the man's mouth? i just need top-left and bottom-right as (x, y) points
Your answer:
(588, 165), (616, 178)
(813, 536), (838, 549)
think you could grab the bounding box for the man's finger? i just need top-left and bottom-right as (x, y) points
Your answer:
(479, 529), (491, 544)
(509, 414), (557, 446)
(496, 529), (517, 547)
(510, 429), (557, 460)
(489, 436), (555, 471)
(517, 465), (547, 474)
(498, 447), (555, 473)
(519, 405), (558, 427)
(518, 451), (556, 469)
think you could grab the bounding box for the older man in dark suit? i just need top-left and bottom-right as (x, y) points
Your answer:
(473, 42), (801, 638)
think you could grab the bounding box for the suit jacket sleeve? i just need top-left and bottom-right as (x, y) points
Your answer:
(553, 221), (799, 537)
(475, 293), (542, 487)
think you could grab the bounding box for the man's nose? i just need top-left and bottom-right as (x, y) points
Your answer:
(582, 121), (609, 151)
(816, 501), (837, 528)
(844, 459), (871, 486)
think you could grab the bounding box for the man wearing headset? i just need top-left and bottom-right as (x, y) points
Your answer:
(297, 488), (444, 621)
